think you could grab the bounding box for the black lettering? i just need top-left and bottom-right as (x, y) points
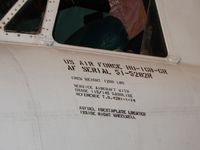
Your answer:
(79, 61), (94, 66)
(63, 59), (74, 65)
(158, 69), (168, 74)
(83, 93), (100, 98)
(98, 112), (111, 117)
(82, 67), (111, 74)
(71, 76), (82, 80)
(126, 65), (136, 71)
(112, 114), (135, 119)
(80, 110), (95, 116)
(76, 93), (83, 96)
(79, 61), (85, 66)
(67, 65), (75, 71)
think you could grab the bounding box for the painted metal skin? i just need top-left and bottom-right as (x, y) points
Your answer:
(0, 0), (200, 150)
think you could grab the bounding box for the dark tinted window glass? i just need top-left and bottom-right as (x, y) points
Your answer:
(53, 0), (167, 57)
(5, 0), (47, 34)
(0, 0), (17, 20)
(141, 0), (168, 57)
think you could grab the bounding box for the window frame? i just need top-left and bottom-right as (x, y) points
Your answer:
(52, 0), (168, 58)
(0, 0), (173, 63)
(0, 0), (59, 45)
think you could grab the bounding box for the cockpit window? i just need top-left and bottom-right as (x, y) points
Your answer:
(4, 0), (47, 34)
(53, 0), (167, 57)
(0, 0), (17, 20)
